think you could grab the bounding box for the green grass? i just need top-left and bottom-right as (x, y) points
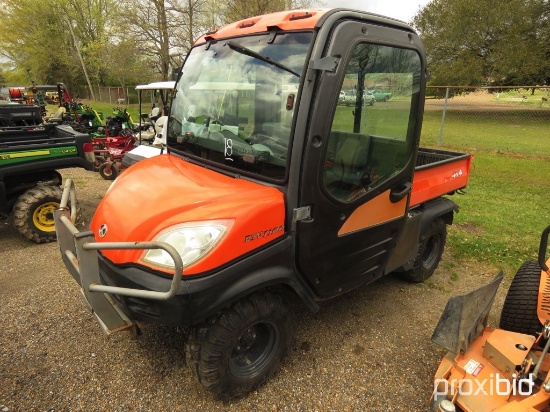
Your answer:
(420, 110), (550, 276)
(421, 111), (550, 156)
(490, 88), (550, 108)
(46, 102), (143, 125)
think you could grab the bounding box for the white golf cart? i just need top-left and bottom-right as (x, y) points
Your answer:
(122, 80), (175, 167)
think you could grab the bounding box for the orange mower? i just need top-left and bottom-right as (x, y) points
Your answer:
(431, 225), (550, 412)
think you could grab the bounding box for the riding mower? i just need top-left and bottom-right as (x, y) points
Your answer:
(431, 225), (550, 412)
(96, 130), (136, 180)
(90, 107), (138, 177)
(74, 104), (104, 133)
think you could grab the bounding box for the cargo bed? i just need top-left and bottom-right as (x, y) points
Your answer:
(0, 124), (95, 180)
(410, 147), (472, 207)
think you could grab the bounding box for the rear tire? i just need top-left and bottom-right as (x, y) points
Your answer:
(99, 162), (119, 180)
(13, 184), (80, 243)
(401, 218), (446, 282)
(499, 260), (543, 336)
(185, 291), (293, 399)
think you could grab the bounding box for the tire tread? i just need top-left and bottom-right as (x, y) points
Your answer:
(499, 260), (542, 335)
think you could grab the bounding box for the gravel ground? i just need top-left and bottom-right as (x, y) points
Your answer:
(0, 167), (507, 412)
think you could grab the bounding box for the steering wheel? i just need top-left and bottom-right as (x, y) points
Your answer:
(188, 114), (223, 127)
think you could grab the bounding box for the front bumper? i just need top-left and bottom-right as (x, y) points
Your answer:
(54, 179), (184, 334)
(97, 254), (193, 327)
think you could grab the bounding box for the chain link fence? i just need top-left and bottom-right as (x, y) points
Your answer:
(74, 86), (138, 105)
(424, 86), (550, 145)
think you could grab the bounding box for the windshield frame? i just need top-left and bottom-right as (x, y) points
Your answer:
(167, 30), (314, 183)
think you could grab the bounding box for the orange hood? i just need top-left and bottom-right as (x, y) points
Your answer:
(90, 154), (285, 274)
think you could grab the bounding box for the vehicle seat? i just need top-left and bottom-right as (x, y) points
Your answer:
(149, 107), (161, 123)
(324, 132), (371, 198)
(45, 106), (66, 123)
(333, 135), (370, 185)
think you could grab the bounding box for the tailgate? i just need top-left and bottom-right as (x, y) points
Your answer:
(410, 148), (472, 207)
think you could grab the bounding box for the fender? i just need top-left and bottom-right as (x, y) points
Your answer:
(418, 197), (458, 234)
(386, 197), (458, 273)
(185, 236), (320, 325)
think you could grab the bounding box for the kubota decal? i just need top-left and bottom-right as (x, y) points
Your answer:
(245, 225), (284, 242)
(98, 224), (108, 238)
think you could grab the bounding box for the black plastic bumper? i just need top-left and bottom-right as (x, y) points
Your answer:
(96, 235), (317, 327)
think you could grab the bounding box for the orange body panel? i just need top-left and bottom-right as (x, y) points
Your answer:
(410, 155), (472, 207)
(338, 189), (407, 236)
(537, 258), (550, 323)
(90, 155), (285, 275)
(194, 9), (327, 45)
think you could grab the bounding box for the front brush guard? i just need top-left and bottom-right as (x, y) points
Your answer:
(54, 178), (184, 335)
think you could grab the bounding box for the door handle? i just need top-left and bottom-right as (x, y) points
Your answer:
(389, 181), (412, 203)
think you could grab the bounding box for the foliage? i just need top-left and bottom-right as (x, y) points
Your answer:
(412, 0), (550, 87)
(223, 0), (286, 24)
(0, 0), (316, 88)
(420, 109), (549, 275)
(0, 0), (74, 84)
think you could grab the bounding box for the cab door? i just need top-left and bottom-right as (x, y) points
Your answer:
(296, 19), (425, 298)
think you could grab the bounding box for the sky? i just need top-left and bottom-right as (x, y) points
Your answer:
(311, 0), (432, 23)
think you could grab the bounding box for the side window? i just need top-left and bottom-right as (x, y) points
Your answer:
(323, 43), (421, 202)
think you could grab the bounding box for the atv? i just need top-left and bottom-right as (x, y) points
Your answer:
(431, 225), (550, 412)
(0, 103), (95, 242)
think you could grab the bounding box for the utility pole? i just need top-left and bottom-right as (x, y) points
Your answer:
(65, 17), (96, 101)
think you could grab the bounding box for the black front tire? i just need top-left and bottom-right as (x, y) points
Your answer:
(13, 184), (80, 243)
(402, 218), (447, 282)
(185, 291), (293, 399)
(499, 260), (543, 336)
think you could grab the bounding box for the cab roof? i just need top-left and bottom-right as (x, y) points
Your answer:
(194, 8), (413, 45)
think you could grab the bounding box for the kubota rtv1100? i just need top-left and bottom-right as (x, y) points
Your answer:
(55, 8), (472, 398)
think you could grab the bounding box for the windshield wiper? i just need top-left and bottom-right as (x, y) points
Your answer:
(227, 41), (300, 77)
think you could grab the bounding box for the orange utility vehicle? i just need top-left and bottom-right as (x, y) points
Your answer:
(55, 8), (472, 398)
(431, 226), (550, 412)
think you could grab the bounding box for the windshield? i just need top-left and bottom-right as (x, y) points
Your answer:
(167, 32), (313, 181)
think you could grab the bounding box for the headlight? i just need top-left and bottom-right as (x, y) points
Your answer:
(141, 220), (231, 269)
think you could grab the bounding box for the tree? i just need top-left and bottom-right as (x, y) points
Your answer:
(118, 0), (188, 80)
(168, 0), (219, 63)
(0, 0), (317, 90)
(223, 0), (285, 23)
(412, 0), (550, 86)
(0, 0), (122, 91)
(0, 0), (76, 85)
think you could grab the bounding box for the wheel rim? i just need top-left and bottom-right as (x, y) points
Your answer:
(32, 201), (59, 232)
(422, 234), (441, 269)
(229, 322), (279, 379)
(101, 164), (113, 176)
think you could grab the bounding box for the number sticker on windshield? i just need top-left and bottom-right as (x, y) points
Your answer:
(224, 138), (233, 161)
